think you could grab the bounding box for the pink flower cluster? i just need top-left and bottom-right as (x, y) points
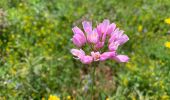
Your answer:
(71, 19), (129, 64)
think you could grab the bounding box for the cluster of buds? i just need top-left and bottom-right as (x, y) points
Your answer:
(71, 19), (129, 64)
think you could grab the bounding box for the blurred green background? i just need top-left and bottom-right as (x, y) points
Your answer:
(0, 0), (170, 100)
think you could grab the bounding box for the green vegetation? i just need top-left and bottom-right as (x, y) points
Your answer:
(0, 0), (170, 99)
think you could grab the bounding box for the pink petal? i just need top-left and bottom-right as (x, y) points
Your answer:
(111, 55), (129, 62)
(109, 41), (119, 51)
(107, 23), (116, 35)
(94, 41), (104, 50)
(97, 19), (110, 40)
(109, 28), (123, 43)
(101, 19), (110, 34)
(72, 34), (86, 47)
(70, 49), (85, 59)
(87, 28), (99, 44)
(80, 55), (93, 64)
(72, 26), (84, 36)
(97, 23), (103, 38)
(117, 34), (129, 45)
(82, 21), (92, 33)
(100, 51), (116, 61)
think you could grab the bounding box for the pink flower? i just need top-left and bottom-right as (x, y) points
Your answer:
(80, 55), (93, 64)
(91, 52), (101, 61)
(71, 19), (129, 64)
(100, 51), (116, 61)
(87, 28), (99, 44)
(111, 55), (129, 62)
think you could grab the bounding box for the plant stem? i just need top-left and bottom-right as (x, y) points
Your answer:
(91, 62), (98, 99)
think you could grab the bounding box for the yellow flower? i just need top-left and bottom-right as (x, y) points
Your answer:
(106, 97), (110, 100)
(42, 97), (45, 100)
(138, 25), (143, 32)
(164, 42), (170, 48)
(67, 96), (71, 100)
(48, 95), (60, 100)
(165, 18), (170, 24)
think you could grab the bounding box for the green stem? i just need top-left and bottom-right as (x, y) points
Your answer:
(91, 62), (98, 99)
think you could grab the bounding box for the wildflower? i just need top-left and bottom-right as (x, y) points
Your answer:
(138, 25), (143, 32)
(67, 96), (71, 100)
(165, 41), (170, 48)
(48, 95), (60, 100)
(71, 19), (129, 64)
(106, 97), (110, 100)
(42, 97), (45, 100)
(165, 18), (170, 24)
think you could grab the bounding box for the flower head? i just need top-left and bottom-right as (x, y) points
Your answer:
(165, 41), (170, 48)
(165, 18), (170, 24)
(71, 19), (129, 64)
(48, 95), (60, 100)
(138, 25), (143, 32)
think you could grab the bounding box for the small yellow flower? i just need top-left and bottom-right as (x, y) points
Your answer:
(106, 97), (110, 100)
(165, 18), (170, 24)
(138, 25), (143, 32)
(42, 97), (45, 100)
(67, 96), (71, 100)
(164, 42), (170, 48)
(48, 95), (60, 100)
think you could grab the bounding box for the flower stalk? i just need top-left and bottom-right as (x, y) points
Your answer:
(91, 62), (97, 99)
(70, 19), (129, 98)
